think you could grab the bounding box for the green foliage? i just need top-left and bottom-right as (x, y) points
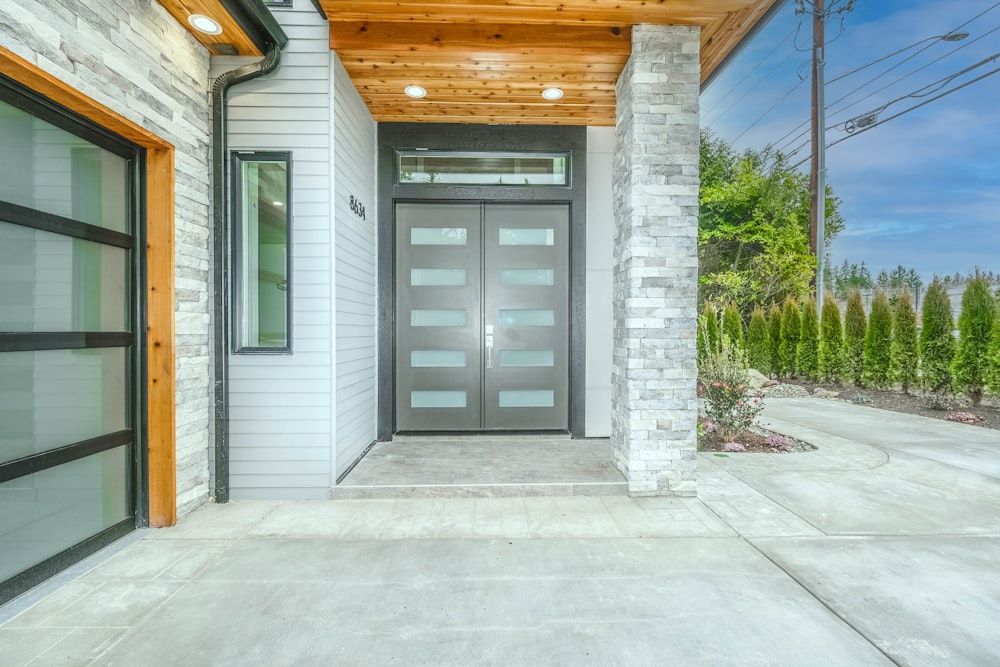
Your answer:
(698, 130), (843, 317)
(890, 288), (919, 394)
(796, 297), (820, 381)
(952, 276), (997, 406)
(746, 307), (771, 374)
(721, 302), (745, 350)
(844, 289), (867, 386)
(767, 304), (782, 378)
(818, 291), (844, 382)
(863, 291), (893, 389)
(919, 280), (955, 394)
(697, 334), (765, 438)
(827, 259), (873, 298)
(988, 300), (1000, 396)
(779, 296), (801, 378)
(698, 302), (721, 362)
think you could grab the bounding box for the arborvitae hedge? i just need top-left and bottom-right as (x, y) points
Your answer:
(987, 298), (1000, 397)
(952, 276), (997, 406)
(703, 302), (721, 355)
(863, 291), (893, 389)
(818, 291), (844, 383)
(796, 297), (820, 381)
(779, 296), (801, 378)
(844, 289), (867, 386)
(722, 302), (744, 350)
(890, 288), (919, 394)
(747, 306), (771, 374)
(919, 280), (955, 394)
(768, 304), (783, 378)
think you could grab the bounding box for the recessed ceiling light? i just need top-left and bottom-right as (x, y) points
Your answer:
(542, 87), (564, 101)
(188, 14), (223, 35)
(405, 85), (427, 99)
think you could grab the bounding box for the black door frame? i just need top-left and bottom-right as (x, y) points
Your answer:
(377, 123), (587, 440)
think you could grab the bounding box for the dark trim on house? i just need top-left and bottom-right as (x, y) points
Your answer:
(0, 332), (134, 352)
(211, 24), (287, 503)
(0, 430), (134, 484)
(219, 0), (289, 53)
(0, 201), (133, 249)
(377, 123), (587, 441)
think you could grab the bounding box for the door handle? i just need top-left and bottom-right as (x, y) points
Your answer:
(485, 335), (494, 368)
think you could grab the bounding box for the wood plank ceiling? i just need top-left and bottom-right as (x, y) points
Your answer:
(320, 0), (778, 126)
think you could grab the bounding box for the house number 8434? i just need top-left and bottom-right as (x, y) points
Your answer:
(349, 195), (366, 220)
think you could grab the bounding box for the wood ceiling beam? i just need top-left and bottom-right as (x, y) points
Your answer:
(330, 21), (631, 56)
(321, 0), (756, 26)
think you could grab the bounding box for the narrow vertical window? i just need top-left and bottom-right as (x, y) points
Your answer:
(232, 152), (291, 352)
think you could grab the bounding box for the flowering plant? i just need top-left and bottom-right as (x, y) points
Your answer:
(697, 330), (765, 437)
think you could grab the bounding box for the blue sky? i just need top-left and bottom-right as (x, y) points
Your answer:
(700, 0), (1000, 282)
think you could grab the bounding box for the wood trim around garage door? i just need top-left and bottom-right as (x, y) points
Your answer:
(0, 46), (178, 527)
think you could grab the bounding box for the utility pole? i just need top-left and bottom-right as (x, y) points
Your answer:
(809, 0), (826, 312)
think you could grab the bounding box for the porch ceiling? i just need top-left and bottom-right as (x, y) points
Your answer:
(320, 0), (778, 126)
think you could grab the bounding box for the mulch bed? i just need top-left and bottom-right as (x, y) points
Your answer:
(698, 381), (999, 455)
(796, 382), (1000, 431)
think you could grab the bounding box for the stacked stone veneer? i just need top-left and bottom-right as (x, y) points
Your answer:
(611, 25), (700, 496)
(1, 1), (213, 514)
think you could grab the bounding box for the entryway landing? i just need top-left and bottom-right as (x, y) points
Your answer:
(331, 435), (626, 499)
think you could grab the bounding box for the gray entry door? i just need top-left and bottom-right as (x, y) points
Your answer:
(395, 202), (569, 431)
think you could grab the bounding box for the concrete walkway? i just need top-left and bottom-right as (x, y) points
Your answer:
(3, 398), (1000, 666)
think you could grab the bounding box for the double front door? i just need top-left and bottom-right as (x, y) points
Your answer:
(395, 202), (569, 431)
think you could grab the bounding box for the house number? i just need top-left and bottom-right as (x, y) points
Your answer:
(349, 195), (366, 220)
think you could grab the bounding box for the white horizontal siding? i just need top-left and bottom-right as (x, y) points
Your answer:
(332, 52), (378, 477)
(224, 1), (333, 498)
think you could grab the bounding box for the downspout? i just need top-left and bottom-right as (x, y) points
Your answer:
(211, 44), (283, 503)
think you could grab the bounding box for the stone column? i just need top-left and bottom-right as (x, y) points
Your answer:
(611, 24), (700, 496)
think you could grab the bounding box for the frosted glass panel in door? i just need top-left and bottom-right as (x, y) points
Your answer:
(411, 391), (467, 408)
(499, 309), (555, 326)
(498, 228), (554, 246)
(411, 269), (467, 286)
(499, 269), (554, 287)
(499, 350), (554, 367)
(410, 228), (468, 245)
(411, 350), (467, 368)
(410, 310), (467, 327)
(499, 390), (555, 408)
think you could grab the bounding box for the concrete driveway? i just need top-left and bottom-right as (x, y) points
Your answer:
(2, 398), (999, 666)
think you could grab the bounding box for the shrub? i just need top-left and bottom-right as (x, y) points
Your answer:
(768, 304), (783, 377)
(863, 291), (893, 389)
(722, 301), (745, 350)
(746, 306), (771, 374)
(844, 288), (867, 386)
(697, 334), (765, 437)
(890, 287), (919, 394)
(988, 302), (1000, 397)
(919, 280), (955, 394)
(796, 296), (820, 381)
(723, 442), (746, 453)
(698, 302), (720, 361)
(952, 276), (997, 406)
(779, 296), (800, 378)
(818, 291), (844, 383)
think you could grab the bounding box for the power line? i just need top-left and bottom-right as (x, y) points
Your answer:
(730, 77), (808, 144)
(788, 60), (1000, 170)
(703, 49), (800, 126)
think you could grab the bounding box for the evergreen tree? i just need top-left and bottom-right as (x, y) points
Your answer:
(721, 301), (745, 350)
(919, 280), (955, 394)
(768, 304), (783, 378)
(844, 289), (867, 386)
(746, 306), (771, 374)
(796, 297), (820, 381)
(890, 287), (919, 394)
(698, 302), (721, 360)
(863, 291), (893, 389)
(818, 291), (844, 383)
(779, 296), (801, 378)
(951, 276), (997, 406)
(987, 298), (1000, 397)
